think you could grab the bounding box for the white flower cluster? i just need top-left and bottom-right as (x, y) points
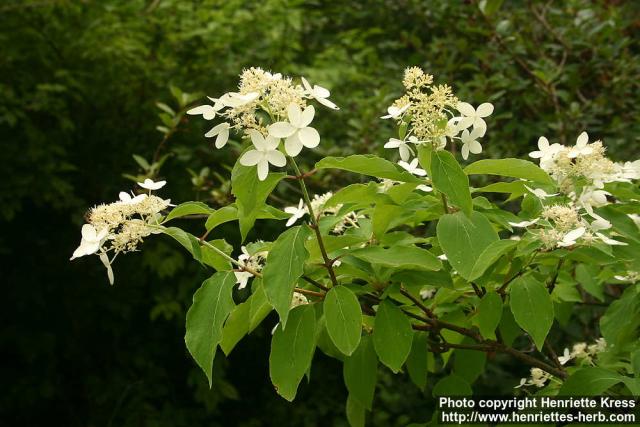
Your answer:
(234, 244), (268, 289)
(283, 192), (362, 234)
(510, 132), (639, 249)
(188, 67), (338, 180)
(516, 338), (607, 389)
(382, 67), (493, 164)
(70, 179), (169, 284)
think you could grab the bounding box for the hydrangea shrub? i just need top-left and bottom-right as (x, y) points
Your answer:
(71, 67), (640, 424)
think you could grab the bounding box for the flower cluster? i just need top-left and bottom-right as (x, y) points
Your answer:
(382, 67), (493, 162)
(509, 132), (639, 249)
(558, 338), (607, 366)
(70, 179), (170, 284)
(188, 67), (338, 180)
(234, 244), (268, 289)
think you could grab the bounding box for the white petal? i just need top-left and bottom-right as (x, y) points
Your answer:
(286, 216), (297, 227)
(257, 159), (269, 181)
(239, 150), (262, 166)
(298, 127), (320, 148)
(316, 96), (338, 110)
(287, 103), (302, 127)
(248, 130), (266, 150)
(564, 227), (586, 242)
(313, 85), (330, 98)
(476, 102), (494, 117)
(384, 138), (402, 149)
(268, 121), (296, 138)
(529, 151), (543, 159)
(538, 136), (549, 150)
(399, 144), (411, 161)
(284, 134), (304, 156)
(205, 122), (229, 138)
(299, 105), (315, 128)
(266, 150), (287, 167)
(81, 224), (97, 241)
(457, 116), (475, 130)
(576, 131), (589, 147)
(472, 118), (487, 136)
(461, 144), (470, 160)
(187, 105), (216, 120)
(469, 140), (483, 154)
(456, 102), (476, 116)
(119, 192), (132, 202)
(301, 76), (312, 93)
(264, 135), (281, 151)
(215, 127), (229, 148)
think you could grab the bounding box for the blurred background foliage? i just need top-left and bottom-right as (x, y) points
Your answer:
(2, 0), (639, 425)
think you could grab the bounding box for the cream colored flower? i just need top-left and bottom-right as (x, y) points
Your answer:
(268, 103), (320, 156)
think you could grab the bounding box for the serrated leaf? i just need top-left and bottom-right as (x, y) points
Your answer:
(269, 305), (316, 401)
(431, 150), (473, 216)
(351, 245), (442, 271)
(164, 201), (213, 222)
(476, 292), (502, 339)
(263, 225), (312, 327)
(185, 272), (236, 386)
(324, 286), (362, 355)
(436, 211), (499, 281)
(464, 158), (554, 186)
(315, 155), (422, 183)
(372, 300), (413, 372)
(468, 239), (518, 281)
(231, 161), (285, 241)
(509, 275), (554, 350)
(343, 335), (377, 409)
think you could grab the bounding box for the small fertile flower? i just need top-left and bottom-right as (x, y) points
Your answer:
(268, 103), (320, 156)
(301, 77), (338, 110)
(456, 102), (493, 134)
(138, 178), (167, 191)
(524, 185), (558, 200)
(284, 199), (307, 227)
(381, 103), (410, 119)
(239, 130), (286, 180)
(186, 97), (225, 120)
(398, 158), (427, 176)
(568, 132), (593, 158)
(460, 127), (484, 160)
(529, 137), (561, 161)
(205, 122), (231, 148)
(508, 218), (539, 228)
(384, 138), (414, 161)
(118, 191), (147, 205)
(70, 224), (108, 260)
(557, 227), (586, 247)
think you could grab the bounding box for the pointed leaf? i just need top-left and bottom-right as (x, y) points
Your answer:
(343, 335), (377, 409)
(431, 150), (472, 216)
(468, 239), (518, 281)
(559, 367), (623, 395)
(406, 331), (429, 390)
(509, 275), (554, 350)
(164, 201), (213, 222)
(351, 246), (441, 271)
(373, 300), (413, 372)
(324, 286), (362, 355)
(464, 158), (554, 186)
(476, 291), (502, 339)
(185, 272), (236, 386)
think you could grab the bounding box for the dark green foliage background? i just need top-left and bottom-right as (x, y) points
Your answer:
(1, 0), (638, 425)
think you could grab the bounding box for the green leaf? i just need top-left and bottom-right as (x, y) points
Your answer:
(132, 154), (150, 170)
(559, 368), (623, 395)
(269, 305), (316, 401)
(575, 264), (604, 302)
(205, 205), (238, 231)
(373, 300), (413, 372)
(476, 292), (502, 339)
(263, 225), (312, 328)
(346, 394), (366, 427)
(351, 246), (441, 271)
(372, 203), (405, 237)
(315, 155), (422, 183)
(162, 227), (202, 262)
(185, 272), (236, 387)
(343, 335), (377, 409)
(164, 201), (214, 222)
(201, 239), (233, 271)
(436, 211), (499, 281)
(324, 286), (362, 356)
(406, 331), (428, 391)
(509, 275), (554, 350)
(479, 0), (504, 16)
(468, 239), (518, 281)
(431, 150), (472, 216)
(432, 374), (472, 396)
(220, 279), (272, 355)
(464, 158), (554, 186)
(231, 161), (285, 241)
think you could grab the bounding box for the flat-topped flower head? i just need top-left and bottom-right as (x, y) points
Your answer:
(460, 127), (484, 160)
(456, 102), (493, 135)
(239, 130), (286, 180)
(301, 77), (338, 110)
(205, 122), (231, 148)
(268, 103), (320, 156)
(137, 178), (166, 191)
(398, 158), (427, 176)
(70, 224), (107, 260)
